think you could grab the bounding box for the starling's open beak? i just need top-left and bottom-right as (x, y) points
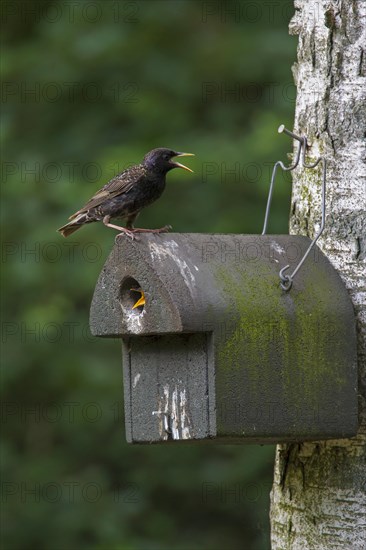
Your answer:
(171, 152), (194, 173)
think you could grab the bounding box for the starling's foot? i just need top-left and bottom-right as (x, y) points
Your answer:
(132, 225), (172, 234)
(116, 229), (139, 241)
(103, 217), (139, 240)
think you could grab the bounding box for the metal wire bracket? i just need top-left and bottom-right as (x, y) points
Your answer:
(262, 125), (327, 291)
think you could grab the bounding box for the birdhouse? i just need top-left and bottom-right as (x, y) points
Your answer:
(90, 233), (358, 444)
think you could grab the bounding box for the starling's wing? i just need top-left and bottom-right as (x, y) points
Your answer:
(69, 164), (146, 220)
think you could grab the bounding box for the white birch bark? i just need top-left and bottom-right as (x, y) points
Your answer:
(270, 1), (366, 548)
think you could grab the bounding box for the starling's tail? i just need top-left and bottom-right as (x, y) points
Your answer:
(57, 223), (82, 237)
(57, 214), (88, 237)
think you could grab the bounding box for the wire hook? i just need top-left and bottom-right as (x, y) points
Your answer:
(262, 126), (303, 235)
(262, 125), (327, 291)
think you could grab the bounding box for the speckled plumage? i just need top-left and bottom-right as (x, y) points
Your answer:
(57, 148), (193, 238)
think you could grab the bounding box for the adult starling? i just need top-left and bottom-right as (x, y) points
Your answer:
(57, 148), (194, 239)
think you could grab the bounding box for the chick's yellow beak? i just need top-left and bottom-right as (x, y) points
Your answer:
(131, 288), (146, 310)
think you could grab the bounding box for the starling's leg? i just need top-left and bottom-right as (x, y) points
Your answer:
(130, 225), (172, 234)
(126, 211), (170, 234)
(125, 213), (139, 230)
(102, 216), (137, 240)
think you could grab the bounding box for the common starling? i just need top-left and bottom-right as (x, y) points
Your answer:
(57, 148), (194, 239)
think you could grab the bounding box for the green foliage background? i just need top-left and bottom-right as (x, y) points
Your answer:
(2, 1), (297, 548)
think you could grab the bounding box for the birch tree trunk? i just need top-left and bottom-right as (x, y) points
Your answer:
(270, 1), (366, 548)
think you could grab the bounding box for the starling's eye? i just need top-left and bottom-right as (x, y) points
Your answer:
(163, 154), (169, 160)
